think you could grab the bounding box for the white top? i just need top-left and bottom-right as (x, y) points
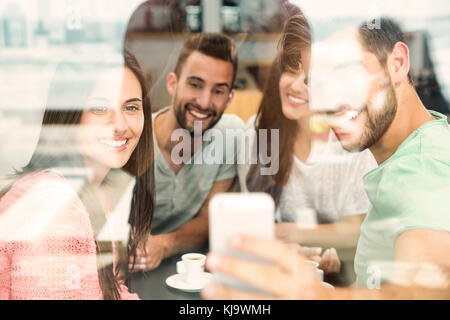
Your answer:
(239, 115), (377, 225)
(278, 133), (377, 224)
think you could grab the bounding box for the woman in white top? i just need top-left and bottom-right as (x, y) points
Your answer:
(243, 10), (377, 277)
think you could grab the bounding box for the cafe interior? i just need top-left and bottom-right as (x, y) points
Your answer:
(0, 0), (449, 300)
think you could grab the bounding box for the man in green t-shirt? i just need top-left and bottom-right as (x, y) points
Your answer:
(201, 17), (450, 299)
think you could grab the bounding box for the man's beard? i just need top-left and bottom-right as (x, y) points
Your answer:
(174, 98), (224, 136)
(358, 82), (397, 151)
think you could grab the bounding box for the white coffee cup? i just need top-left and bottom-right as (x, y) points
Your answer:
(181, 253), (206, 285)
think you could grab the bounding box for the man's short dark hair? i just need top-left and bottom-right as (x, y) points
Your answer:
(359, 17), (413, 84)
(173, 33), (238, 88)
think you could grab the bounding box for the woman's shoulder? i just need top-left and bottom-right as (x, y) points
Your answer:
(1, 171), (70, 206)
(11, 170), (71, 190)
(0, 170), (92, 242)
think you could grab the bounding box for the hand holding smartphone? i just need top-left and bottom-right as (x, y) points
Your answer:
(208, 192), (275, 292)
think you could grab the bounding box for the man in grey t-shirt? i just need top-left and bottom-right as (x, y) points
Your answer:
(133, 33), (243, 271)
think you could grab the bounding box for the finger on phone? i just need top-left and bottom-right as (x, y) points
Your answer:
(206, 252), (289, 297)
(319, 249), (330, 270)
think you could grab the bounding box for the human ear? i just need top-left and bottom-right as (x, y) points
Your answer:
(387, 41), (410, 87)
(167, 72), (177, 97)
(224, 89), (235, 110)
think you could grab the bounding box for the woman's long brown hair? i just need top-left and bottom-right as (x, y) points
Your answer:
(120, 50), (154, 299)
(246, 10), (311, 206)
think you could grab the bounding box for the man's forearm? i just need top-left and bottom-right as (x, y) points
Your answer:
(158, 178), (235, 259)
(295, 222), (361, 249)
(161, 216), (209, 258)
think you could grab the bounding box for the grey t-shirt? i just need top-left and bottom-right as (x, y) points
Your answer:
(151, 107), (244, 235)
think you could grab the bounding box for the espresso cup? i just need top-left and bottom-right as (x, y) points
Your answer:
(181, 253), (206, 285)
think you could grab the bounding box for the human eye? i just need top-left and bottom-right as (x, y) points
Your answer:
(124, 104), (141, 112)
(213, 87), (226, 95)
(336, 61), (363, 71)
(188, 80), (202, 89)
(88, 105), (109, 114)
(286, 68), (301, 78)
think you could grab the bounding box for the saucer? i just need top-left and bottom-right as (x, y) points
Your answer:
(166, 272), (214, 293)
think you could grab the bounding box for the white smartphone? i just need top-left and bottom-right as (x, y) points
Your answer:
(208, 192), (275, 292)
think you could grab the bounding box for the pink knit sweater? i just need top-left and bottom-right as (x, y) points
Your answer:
(0, 171), (138, 300)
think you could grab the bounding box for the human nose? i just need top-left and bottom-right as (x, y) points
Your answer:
(196, 89), (212, 110)
(111, 109), (128, 135)
(291, 72), (308, 93)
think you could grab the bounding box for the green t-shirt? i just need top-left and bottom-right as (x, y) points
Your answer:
(151, 107), (244, 235)
(355, 110), (450, 288)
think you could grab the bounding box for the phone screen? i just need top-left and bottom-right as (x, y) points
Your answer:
(208, 192), (275, 292)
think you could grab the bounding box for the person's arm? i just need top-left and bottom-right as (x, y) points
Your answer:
(163, 177), (236, 255)
(275, 214), (366, 249)
(276, 214), (365, 274)
(332, 228), (450, 299)
(133, 177), (235, 271)
(201, 229), (450, 300)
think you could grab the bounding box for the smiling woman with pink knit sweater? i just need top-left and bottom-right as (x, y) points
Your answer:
(0, 50), (154, 300)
